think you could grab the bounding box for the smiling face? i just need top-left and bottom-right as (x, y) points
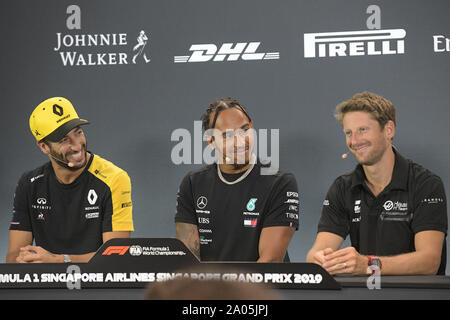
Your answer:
(208, 107), (255, 170)
(39, 126), (88, 171)
(342, 111), (395, 166)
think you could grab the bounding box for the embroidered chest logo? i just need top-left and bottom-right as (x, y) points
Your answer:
(87, 189), (98, 205)
(196, 196), (207, 209)
(33, 197), (51, 222)
(246, 198), (257, 211)
(85, 189), (100, 219)
(243, 198), (259, 228)
(382, 200), (407, 212)
(352, 200), (361, 222)
(380, 199), (410, 222)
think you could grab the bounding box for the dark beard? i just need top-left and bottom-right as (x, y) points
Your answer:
(49, 144), (87, 171)
(232, 162), (249, 171)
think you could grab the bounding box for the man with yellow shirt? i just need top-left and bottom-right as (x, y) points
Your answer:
(6, 97), (134, 263)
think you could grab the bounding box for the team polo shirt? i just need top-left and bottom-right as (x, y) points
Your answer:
(175, 162), (300, 262)
(318, 150), (448, 274)
(10, 153), (134, 255)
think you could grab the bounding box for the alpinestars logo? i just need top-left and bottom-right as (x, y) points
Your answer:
(304, 29), (406, 58)
(174, 42), (280, 63)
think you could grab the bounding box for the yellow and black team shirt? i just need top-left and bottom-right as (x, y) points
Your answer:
(10, 153), (134, 255)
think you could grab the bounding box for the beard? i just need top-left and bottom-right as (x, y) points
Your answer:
(222, 143), (254, 169)
(49, 143), (88, 171)
(351, 141), (387, 166)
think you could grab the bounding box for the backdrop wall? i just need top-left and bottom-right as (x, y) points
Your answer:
(2, 0), (449, 273)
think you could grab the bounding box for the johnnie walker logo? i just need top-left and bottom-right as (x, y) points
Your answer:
(53, 5), (151, 67)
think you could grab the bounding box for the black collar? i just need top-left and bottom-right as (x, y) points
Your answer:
(350, 148), (409, 191)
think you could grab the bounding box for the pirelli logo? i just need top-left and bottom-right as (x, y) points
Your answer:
(304, 29), (406, 58)
(102, 246), (130, 256)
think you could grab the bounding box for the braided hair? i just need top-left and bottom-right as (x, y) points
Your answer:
(201, 97), (252, 132)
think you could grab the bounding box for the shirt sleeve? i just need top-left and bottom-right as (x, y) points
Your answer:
(9, 174), (32, 232)
(174, 174), (197, 225)
(411, 175), (448, 235)
(103, 171), (134, 232)
(317, 177), (350, 239)
(262, 173), (300, 230)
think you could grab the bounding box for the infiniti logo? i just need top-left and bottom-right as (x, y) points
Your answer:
(37, 198), (47, 204)
(196, 196), (208, 209)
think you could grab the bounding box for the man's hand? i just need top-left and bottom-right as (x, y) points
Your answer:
(322, 247), (369, 275)
(310, 248), (335, 265)
(16, 245), (63, 263)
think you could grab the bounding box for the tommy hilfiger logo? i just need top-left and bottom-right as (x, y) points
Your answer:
(244, 218), (258, 228)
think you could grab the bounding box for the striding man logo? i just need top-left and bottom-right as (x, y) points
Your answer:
(132, 30), (151, 64)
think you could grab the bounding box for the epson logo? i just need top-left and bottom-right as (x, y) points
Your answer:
(174, 42), (279, 63)
(304, 29), (406, 58)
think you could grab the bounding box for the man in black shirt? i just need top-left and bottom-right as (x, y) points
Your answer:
(307, 91), (447, 275)
(175, 98), (299, 262)
(7, 97), (134, 263)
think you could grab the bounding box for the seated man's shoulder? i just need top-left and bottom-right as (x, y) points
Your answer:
(88, 154), (130, 184)
(19, 162), (51, 185)
(185, 164), (216, 180)
(409, 159), (444, 186)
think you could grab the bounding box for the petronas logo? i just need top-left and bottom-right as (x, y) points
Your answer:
(246, 198), (257, 211)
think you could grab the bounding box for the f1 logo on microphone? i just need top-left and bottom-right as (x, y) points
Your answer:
(102, 246), (130, 256)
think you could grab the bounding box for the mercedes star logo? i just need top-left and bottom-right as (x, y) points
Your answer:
(196, 196), (208, 209)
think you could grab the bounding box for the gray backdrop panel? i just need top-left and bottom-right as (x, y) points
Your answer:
(1, 0), (449, 274)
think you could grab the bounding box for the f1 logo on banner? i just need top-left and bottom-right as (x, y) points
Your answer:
(102, 246), (130, 256)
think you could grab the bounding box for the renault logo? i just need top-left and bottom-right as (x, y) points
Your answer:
(53, 104), (64, 116)
(196, 196), (207, 209)
(87, 189), (98, 205)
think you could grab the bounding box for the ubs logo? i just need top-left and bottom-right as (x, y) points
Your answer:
(196, 196), (207, 209)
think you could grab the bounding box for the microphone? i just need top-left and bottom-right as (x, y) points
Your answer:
(49, 154), (74, 167)
(213, 142), (232, 163)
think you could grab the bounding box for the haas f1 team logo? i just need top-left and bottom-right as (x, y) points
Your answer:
(174, 42), (280, 63)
